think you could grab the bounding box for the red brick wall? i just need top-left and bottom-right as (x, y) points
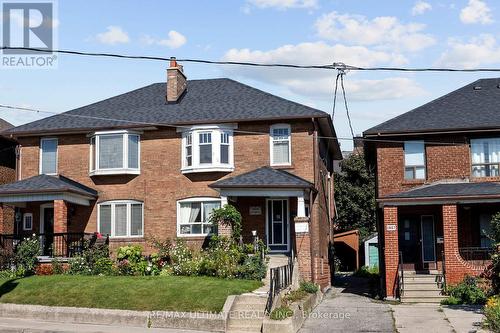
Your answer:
(383, 206), (399, 298)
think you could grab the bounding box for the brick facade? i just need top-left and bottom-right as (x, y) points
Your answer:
(383, 206), (399, 298)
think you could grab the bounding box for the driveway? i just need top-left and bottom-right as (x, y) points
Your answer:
(299, 275), (395, 333)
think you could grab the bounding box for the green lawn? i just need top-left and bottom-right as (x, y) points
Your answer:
(0, 275), (261, 312)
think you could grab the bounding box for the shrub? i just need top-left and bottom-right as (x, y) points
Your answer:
(149, 237), (172, 262)
(353, 266), (379, 278)
(51, 258), (64, 275)
(93, 258), (116, 276)
(116, 259), (133, 276)
(443, 276), (487, 305)
(237, 255), (267, 280)
(0, 269), (15, 279)
(284, 289), (308, 304)
(485, 296), (500, 332)
(300, 281), (319, 294)
(440, 296), (461, 305)
(0, 248), (14, 270)
(68, 241), (110, 275)
(270, 306), (293, 320)
(68, 256), (90, 275)
(200, 236), (243, 278)
(15, 235), (40, 275)
(209, 205), (242, 241)
(116, 245), (143, 263)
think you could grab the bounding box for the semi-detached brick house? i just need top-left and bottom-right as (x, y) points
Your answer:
(364, 78), (500, 301)
(0, 59), (341, 288)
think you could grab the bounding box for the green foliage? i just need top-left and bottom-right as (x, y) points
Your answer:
(168, 239), (202, 276)
(440, 296), (461, 305)
(209, 204), (242, 240)
(270, 306), (293, 320)
(116, 245), (143, 263)
(116, 246), (161, 276)
(284, 289), (308, 304)
(0, 269), (15, 279)
(485, 296), (500, 332)
(51, 258), (64, 275)
(200, 236), (243, 278)
(92, 258), (116, 276)
(15, 235), (40, 275)
(334, 153), (376, 240)
(353, 266), (380, 278)
(488, 213), (500, 245)
(237, 255), (267, 280)
(0, 249), (14, 270)
(443, 276), (487, 305)
(300, 281), (319, 294)
(68, 241), (110, 275)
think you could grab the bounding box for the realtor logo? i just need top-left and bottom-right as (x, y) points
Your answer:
(1, 1), (57, 68)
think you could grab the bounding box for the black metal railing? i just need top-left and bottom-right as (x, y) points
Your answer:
(458, 247), (494, 266)
(439, 250), (447, 291)
(265, 257), (294, 314)
(0, 233), (92, 258)
(396, 251), (404, 300)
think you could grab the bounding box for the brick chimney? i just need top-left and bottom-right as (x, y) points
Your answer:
(166, 57), (187, 103)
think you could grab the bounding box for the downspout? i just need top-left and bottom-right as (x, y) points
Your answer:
(311, 118), (318, 284)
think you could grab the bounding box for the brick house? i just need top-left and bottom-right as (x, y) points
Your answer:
(0, 59), (341, 287)
(364, 78), (500, 301)
(0, 119), (18, 234)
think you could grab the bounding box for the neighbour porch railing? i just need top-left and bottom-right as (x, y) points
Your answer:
(438, 250), (447, 291)
(458, 247), (494, 267)
(396, 251), (404, 300)
(0, 233), (95, 258)
(265, 256), (294, 314)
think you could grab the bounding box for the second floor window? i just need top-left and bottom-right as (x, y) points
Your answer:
(90, 131), (140, 175)
(471, 138), (500, 177)
(404, 141), (425, 180)
(270, 124), (291, 166)
(40, 138), (58, 175)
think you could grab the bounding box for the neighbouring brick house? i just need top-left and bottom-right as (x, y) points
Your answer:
(0, 59), (341, 288)
(364, 78), (500, 301)
(0, 119), (17, 235)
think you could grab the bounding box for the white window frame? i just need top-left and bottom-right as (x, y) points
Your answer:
(404, 140), (426, 180)
(270, 124), (292, 166)
(179, 124), (235, 174)
(23, 213), (33, 231)
(39, 137), (58, 175)
(89, 130), (141, 176)
(176, 197), (222, 237)
(97, 200), (144, 238)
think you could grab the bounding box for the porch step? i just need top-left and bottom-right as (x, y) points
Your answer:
(401, 296), (446, 303)
(403, 290), (443, 297)
(226, 294), (266, 333)
(404, 283), (442, 291)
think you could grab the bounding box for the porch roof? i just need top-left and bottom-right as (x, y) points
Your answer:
(380, 181), (500, 206)
(0, 175), (98, 206)
(209, 167), (314, 189)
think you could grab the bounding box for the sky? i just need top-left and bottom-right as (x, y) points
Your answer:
(1, 0), (500, 151)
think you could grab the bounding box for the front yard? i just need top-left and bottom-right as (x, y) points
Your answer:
(0, 275), (261, 312)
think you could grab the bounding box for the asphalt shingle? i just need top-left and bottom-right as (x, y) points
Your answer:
(0, 174), (98, 197)
(385, 181), (500, 199)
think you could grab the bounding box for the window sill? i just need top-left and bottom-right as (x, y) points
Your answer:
(402, 179), (426, 186)
(90, 169), (140, 176)
(181, 165), (234, 174)
(176, 234), (211, 238)
(108, 236), (145, 242)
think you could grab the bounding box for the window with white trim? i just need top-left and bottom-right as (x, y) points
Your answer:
(177, 198), (221, 236)
(404, 141), (426, 180)
(98, 200), (143, 238)
(270, 124), (291, 166)
(23, 213), (33, 230)
(40, 138), (58, 175)
(180, 125), (234, 173)
(471, 138), (500, 177)
(90, 131), (140, 175)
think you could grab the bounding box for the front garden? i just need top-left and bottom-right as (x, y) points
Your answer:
(0, 204), (266, 312)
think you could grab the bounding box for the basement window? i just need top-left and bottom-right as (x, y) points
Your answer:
(90, 130), (140, 176)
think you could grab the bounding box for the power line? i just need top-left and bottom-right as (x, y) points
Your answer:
(0, 104), (470, 146)
(339, 72), (355, 138)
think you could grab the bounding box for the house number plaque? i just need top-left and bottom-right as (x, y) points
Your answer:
(386, 224), (397, 231)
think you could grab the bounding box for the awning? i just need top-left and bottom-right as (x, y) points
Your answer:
(0, 174), (98, 206)
(379, 181), (500, 206)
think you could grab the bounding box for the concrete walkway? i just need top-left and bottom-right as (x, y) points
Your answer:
(299, 275), (395, 333)
(390, 303), (490, 333)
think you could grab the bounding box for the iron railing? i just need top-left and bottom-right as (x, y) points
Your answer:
(0, 233), (94, 258)
(396, 251), (404, 300)
(265, 257), (294, 314)
(439, 250), (447, 291)
(458, 247), (494, 266)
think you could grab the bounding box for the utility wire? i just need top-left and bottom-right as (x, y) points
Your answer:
(0, 104), (470, 146)
(339, 71), (355, 139)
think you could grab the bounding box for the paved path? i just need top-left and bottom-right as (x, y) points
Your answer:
(299, 276), (395, 333)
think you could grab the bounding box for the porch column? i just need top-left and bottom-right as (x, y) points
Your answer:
(54, 200), (68, 257)
(442, 204), (463, 285)
(297, 194), (306, 218)
(220, 195), (228, 207)
(383, 205), (399, 299)
(294, 216), (312, 282)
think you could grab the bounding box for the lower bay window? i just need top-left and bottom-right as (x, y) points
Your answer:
(98, 200), (143, 238)
(90, 130), (140, 176)
(177, 198), (221, 236)
(180, 125), (235, 173)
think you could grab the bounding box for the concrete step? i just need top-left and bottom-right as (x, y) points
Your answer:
(227, 320), (263, 331)
(235, 295), (268, 304)
(403, 284), (442, 291)
(403, 290), (444, 297)
(401, 296), (446, 303)
(231, 303), (267, 312)
(404, 277), (440, 284)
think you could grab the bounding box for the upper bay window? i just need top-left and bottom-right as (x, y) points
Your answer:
(270, 124), (291, 166)
(180, 125), (235, 173)
(90, 130), (140, 176)
(471, 138), (500, 177)
(40, 138), (58, 175)
(404, 141), (426, 180)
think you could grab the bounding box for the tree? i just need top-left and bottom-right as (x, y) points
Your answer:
(333, 153), (376, 241)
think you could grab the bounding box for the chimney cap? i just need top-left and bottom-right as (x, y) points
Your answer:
(170, 57), (177, 68)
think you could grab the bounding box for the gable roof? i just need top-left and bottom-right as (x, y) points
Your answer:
(364, 78), (500, 136)
(0, 119), (13, 133)
(6, 78), (330, 136)
(209, 166), (313, 189)
(0, 174), (98, 198)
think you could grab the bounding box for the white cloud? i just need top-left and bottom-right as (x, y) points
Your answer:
(141, 30), (187, 49)
(412, 1), (432, 15)
(437, 34), (500, 68)
(95, 26), (129, 45)
(460, 0), (493, 24)
(222, 42), (425, 101)
(246, 0), (317, 10)
(314, 12), (436, 52)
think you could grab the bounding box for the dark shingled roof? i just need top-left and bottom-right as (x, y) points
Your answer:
(0, 119), (13, 133)
(364, 78), (500, 135)
(385, 182), (500, 199)
(6, 78), (329, 136)
(0, 174), (98, 197)
(209, 167), (313, 189)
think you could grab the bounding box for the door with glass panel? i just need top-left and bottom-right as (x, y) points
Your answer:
(420, 215), (436, 268)
(266, 199), (289, 252)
